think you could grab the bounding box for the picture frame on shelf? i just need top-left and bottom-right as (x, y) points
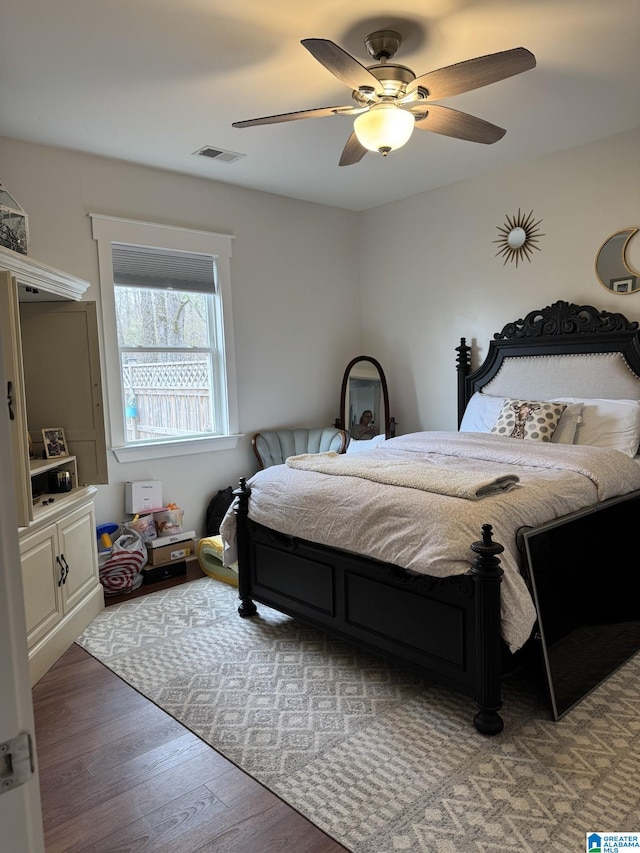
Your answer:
(42, 427), (68, 459)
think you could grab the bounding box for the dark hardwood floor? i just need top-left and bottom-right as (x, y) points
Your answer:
(32, 566), (349, 852)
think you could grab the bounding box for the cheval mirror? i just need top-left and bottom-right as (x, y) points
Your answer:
(336, 356), (396, 441)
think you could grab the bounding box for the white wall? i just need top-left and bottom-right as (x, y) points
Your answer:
(3, 130), (639, 532)
(0, 137), (361, 532)
(358, 129), (640, 435)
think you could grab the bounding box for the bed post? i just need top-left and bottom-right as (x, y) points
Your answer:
(470, 524), (504, 735)
(233, 477), (258, 618)
(456, 337), (471, 428)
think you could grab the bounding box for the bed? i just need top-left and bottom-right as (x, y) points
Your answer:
(221, 300), (640, 734)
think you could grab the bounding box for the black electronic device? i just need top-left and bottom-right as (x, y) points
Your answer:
(521, 492), (640, 720)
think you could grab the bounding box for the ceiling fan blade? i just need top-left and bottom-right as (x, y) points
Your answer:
(406, 47), (536, 100)
(414, 104), (506, 144)
(232, 105), (359, 128)
(302, 38), (383, 95)
(339, 132), (368, 167)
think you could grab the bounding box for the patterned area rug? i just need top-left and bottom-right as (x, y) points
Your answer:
(76, 577), (640, 853)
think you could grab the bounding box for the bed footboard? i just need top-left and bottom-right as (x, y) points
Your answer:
(232, 478), (505, 735)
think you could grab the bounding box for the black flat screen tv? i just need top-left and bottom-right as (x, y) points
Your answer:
(521, 492), (640, 720)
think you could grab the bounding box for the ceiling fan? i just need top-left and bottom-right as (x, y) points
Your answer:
(232, 31), (536, 166)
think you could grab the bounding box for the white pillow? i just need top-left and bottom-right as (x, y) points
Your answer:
(553, 397), (640, 457)
(346, 433), (387, 453)
(552, 402), (584, 444)
(460, 393), (583, 444)
(459, 393), (504, 433)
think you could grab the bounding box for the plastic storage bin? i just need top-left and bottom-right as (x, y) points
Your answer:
(154, 508), (184, 537)
(125, 514), (157, 542)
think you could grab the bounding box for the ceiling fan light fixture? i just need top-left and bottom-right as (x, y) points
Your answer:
(353, 103), (414, 155)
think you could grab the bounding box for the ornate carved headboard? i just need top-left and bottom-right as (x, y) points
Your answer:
(457, 301), (640, 427)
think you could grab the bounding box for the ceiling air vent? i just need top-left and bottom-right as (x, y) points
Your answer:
(193, 145), (245, 164)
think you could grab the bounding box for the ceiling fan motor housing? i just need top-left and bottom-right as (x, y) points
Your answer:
(364, 30), (403, 61)
(353, 65), (416, 105)
(358, 31), (417, 101)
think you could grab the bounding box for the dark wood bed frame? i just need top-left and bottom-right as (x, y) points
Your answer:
(233, 301), (640, 735)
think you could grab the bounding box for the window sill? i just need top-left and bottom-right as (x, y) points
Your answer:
(112, 434), (243, 463)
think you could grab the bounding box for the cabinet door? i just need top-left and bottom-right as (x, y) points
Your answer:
(58, 502), (99, 612)
(20, 301), (108, 486)
(19, 524), (63, 649)
(0, 271), (32, 526)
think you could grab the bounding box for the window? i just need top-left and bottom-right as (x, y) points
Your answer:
(113, 244), (221, 443)
(91, 215), (239, 461)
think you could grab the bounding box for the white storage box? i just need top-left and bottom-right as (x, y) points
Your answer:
(125, 480), (163, 514)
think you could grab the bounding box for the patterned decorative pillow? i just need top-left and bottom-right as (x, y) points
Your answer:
(491, 398), (567, 442)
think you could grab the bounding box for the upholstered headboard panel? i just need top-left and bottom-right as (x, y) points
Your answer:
(483, 353), (640, 400)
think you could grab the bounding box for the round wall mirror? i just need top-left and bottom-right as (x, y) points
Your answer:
(595, 228), (640, 294)
(507, 227), (527, 249)
(494, 209), (544, 267)
(337, 356), (395, 441)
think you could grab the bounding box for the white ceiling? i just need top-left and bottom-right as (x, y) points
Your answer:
(1, 0), (639, 211)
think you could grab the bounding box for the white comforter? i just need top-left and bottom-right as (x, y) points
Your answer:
(220, 431), (640, 651)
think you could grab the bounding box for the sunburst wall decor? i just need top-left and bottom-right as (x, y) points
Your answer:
(494, 209), (544, 267)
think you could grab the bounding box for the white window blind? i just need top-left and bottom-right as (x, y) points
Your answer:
(111, 244), (217, 293)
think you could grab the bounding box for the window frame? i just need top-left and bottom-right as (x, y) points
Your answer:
(91, 214), (239, 462)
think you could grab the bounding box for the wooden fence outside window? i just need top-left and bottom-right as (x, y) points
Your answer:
(123, 359), (212, 441)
